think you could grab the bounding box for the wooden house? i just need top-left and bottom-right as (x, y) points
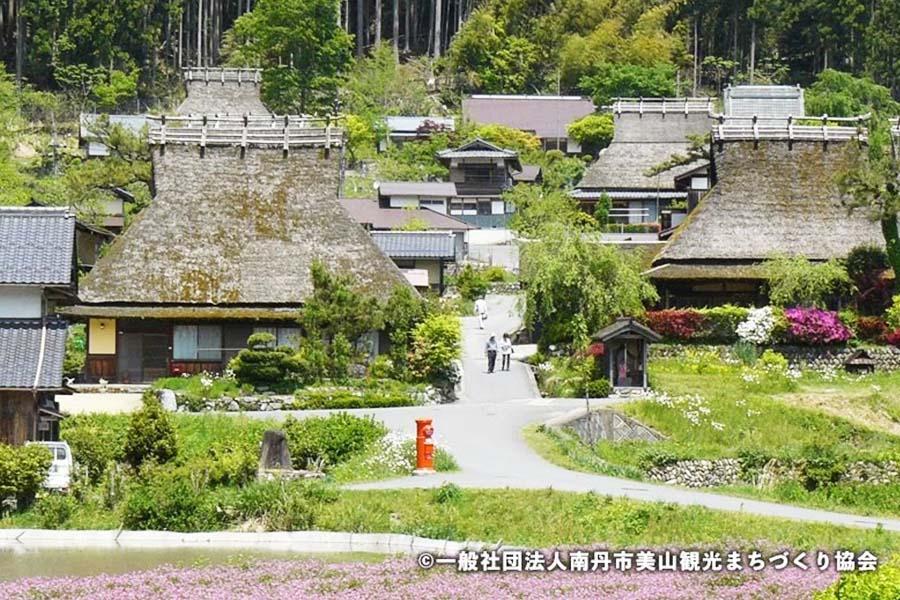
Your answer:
(462, 95), (595, 153)
(0, 207), (75, 444)
(648, 117), (883, 307)
(371, 231), (459, 293)
(64, 114), (410, 384)
(572, 98), (714, 226)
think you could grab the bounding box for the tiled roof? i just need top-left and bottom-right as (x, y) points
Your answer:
(0, 207), (75, 286)
(437, 139), (520, 165)
(377, 181), (458, 197)
(0, 319), (68, 389)
(340, 199), (475, 230)
(571, 190), (688, 200)
(385, 116), (455, 133)
(723, 85), (805, 119)
(463, 95), (595, 139)
(371, 231), (457, 259)
(512, 165), (542, 183)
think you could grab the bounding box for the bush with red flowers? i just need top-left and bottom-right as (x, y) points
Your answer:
(783, 307), (853, 345)
(643, 309), (705, 341)
(885, 329), (900, 347)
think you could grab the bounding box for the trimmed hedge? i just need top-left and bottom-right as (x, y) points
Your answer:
(292, 386), (418, 410)
(643, 306), (749, 343)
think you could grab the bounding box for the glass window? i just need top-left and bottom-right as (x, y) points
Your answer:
(277, 327), (301, 348)
(198, 325), (223, 360)
(173, 325), (198, 360)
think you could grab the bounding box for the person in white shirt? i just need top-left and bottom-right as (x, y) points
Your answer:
(499, 333), (514, 371)
(474, 297), (487, 329)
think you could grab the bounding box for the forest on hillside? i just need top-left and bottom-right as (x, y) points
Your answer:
(1, 0), (900, 109)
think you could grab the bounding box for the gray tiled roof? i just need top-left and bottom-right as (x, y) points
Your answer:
(463, 95), (595, 139)
(437, 138), (519, 163)
(0, 207), (75, 285)
(724, 85), (805, 119)
(371, 231), (457, 259)
(0, 319), (68, 389)
(340, 199), (475, 230)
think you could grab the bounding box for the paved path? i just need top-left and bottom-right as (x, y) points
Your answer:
(460, 294), (538, 403)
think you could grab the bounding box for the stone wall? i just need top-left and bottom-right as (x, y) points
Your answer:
(647, 459), (741, 488)
(651, 343), (900, 371)
(560, 409), (664, 445)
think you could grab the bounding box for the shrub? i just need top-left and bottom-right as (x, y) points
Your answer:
(0, 444), (52, 506)
(61, 414), (126, 483)
(229, 334), (300, 391)
(432, 482), (464, 504)
(783, 307), (853, 345)
(34, 493), (77, 528)
(584, 378), (612, 398)
(887, 294), (900, 329)
(885, 329), (900, 347)
(235, 480), (337, 530)
(292, 385), (417, 410)
(122, 465), (225, 531)
(408, 313), (462, 384)
(282, 413), (386, 469)
(454, 264), (489, 301)
(699, 305), (750, 342)
(814, 555), (900, 600)
(367, 355), (394, 379)
(63, 323), (86, 378)
(736, 306), (778, 344)
(566, 113), (614, 153)
(122, 392), (177, 470)
(855, 316), (887, 341)
(764, 255), (852, 308)
(643, 309), (705, 341)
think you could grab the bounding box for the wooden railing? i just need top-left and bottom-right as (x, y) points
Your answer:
(182, 67), (262, 84)
(613, 97), (715, 115)
(712, 114), (868, 143)
(147, 115), (345, 149)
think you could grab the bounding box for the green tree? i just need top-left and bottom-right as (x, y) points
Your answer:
(342, 44), (434, 119)
(506, 187), (597, 238)
(567, 114), (614, 154)
(297, 261), (384, 345)
(227, 0), (352, 113)
(122, 392), (178, 470)
(806, 70), (899, 117)
(521, 223), (658, 347)
(837, 116), (900, 280)
(408, 313), (462, 383)
(763, 255), (853, 308)
(383, 285), (430, 378)
(580, 63), (676, 106)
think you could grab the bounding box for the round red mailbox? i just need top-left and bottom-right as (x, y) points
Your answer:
(415, 419), (435, 474)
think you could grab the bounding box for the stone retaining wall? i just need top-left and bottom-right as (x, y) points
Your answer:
(553, 409), (664, 445)
(651, 344), (900, 371)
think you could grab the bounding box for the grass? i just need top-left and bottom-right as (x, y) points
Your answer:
(528, 356), (900, 518)
(4, 487), (898, 555)
(152, 374), (247, 401)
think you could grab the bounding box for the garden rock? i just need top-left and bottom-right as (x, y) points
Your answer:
(156, 389), (177, 412)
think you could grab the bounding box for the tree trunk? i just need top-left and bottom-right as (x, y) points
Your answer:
(433, 0), (442, 57)
(749, 19), (756, 84)
(404, 0), (410, 53)
(356, 0), (364, 56)
(411, 0), (417, 54)
(197, 0), (203, 66)
(375, 0), (382, 46)
(393, 0), (400, 59)
(14, 0), (22, 87)
(692, 14), (699, 95)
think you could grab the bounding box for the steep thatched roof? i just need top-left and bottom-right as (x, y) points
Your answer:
(177, 68), (270, 116)
(77, 145), (409, 309)
(577, 110), (712, 191)
(653, 139), (884, 267)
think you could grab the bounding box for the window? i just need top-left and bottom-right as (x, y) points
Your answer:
(173, 325), (223, 360)
(252, 326), (301, 349)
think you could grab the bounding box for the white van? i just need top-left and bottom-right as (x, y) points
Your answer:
(27, 441), (73, 491)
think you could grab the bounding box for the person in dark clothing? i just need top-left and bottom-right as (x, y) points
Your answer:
(485, 333), (499, 373)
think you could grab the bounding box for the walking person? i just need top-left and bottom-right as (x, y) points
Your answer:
(499, 333), (513, 371)
(485, 333), (498, 373)
(474, 297), (488, 330)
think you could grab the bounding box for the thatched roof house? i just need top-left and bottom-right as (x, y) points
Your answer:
(177, 68), (270, 116)
(573, 98), (714, 225)
(68, 116), (409, 383)
(649, 119), (883, 306)
(723, 85), (805, 119)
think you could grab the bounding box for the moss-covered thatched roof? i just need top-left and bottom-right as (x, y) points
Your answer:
(177, 68), (270, 116)
(654, 140), (884, 268)
(77, 145), (410, 309)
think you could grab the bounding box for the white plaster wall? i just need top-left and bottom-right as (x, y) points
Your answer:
(0, 286), (43, 318)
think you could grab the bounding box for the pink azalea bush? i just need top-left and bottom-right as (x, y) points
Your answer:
(783, 308), (852, 345)
(0, 556), (838, 600)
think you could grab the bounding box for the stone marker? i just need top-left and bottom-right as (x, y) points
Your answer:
(259, 430), (293, 472)
(157, 389), (177, 412)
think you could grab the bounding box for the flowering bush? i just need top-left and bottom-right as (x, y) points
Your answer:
(643, 309), (705, 341)
(885, 329), (900, 348)
(783, 308), (852, 345)
(736, 306), (779, 345)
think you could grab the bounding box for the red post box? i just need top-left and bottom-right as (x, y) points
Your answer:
(414, 418), (435, 475)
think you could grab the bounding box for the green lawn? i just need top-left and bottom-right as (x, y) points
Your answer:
(529, 357), (900, 518)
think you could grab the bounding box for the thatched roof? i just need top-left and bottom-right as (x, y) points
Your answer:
(77, 145), (410, 310)
(653, 139), (884, 268)
(177, 68), (270, 116)
(723, 85), (805, 119)
(577, 109), (712, 191)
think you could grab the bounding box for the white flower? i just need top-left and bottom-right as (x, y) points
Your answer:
(711, 421), (725, 431)
(736, 306), (777, 345)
